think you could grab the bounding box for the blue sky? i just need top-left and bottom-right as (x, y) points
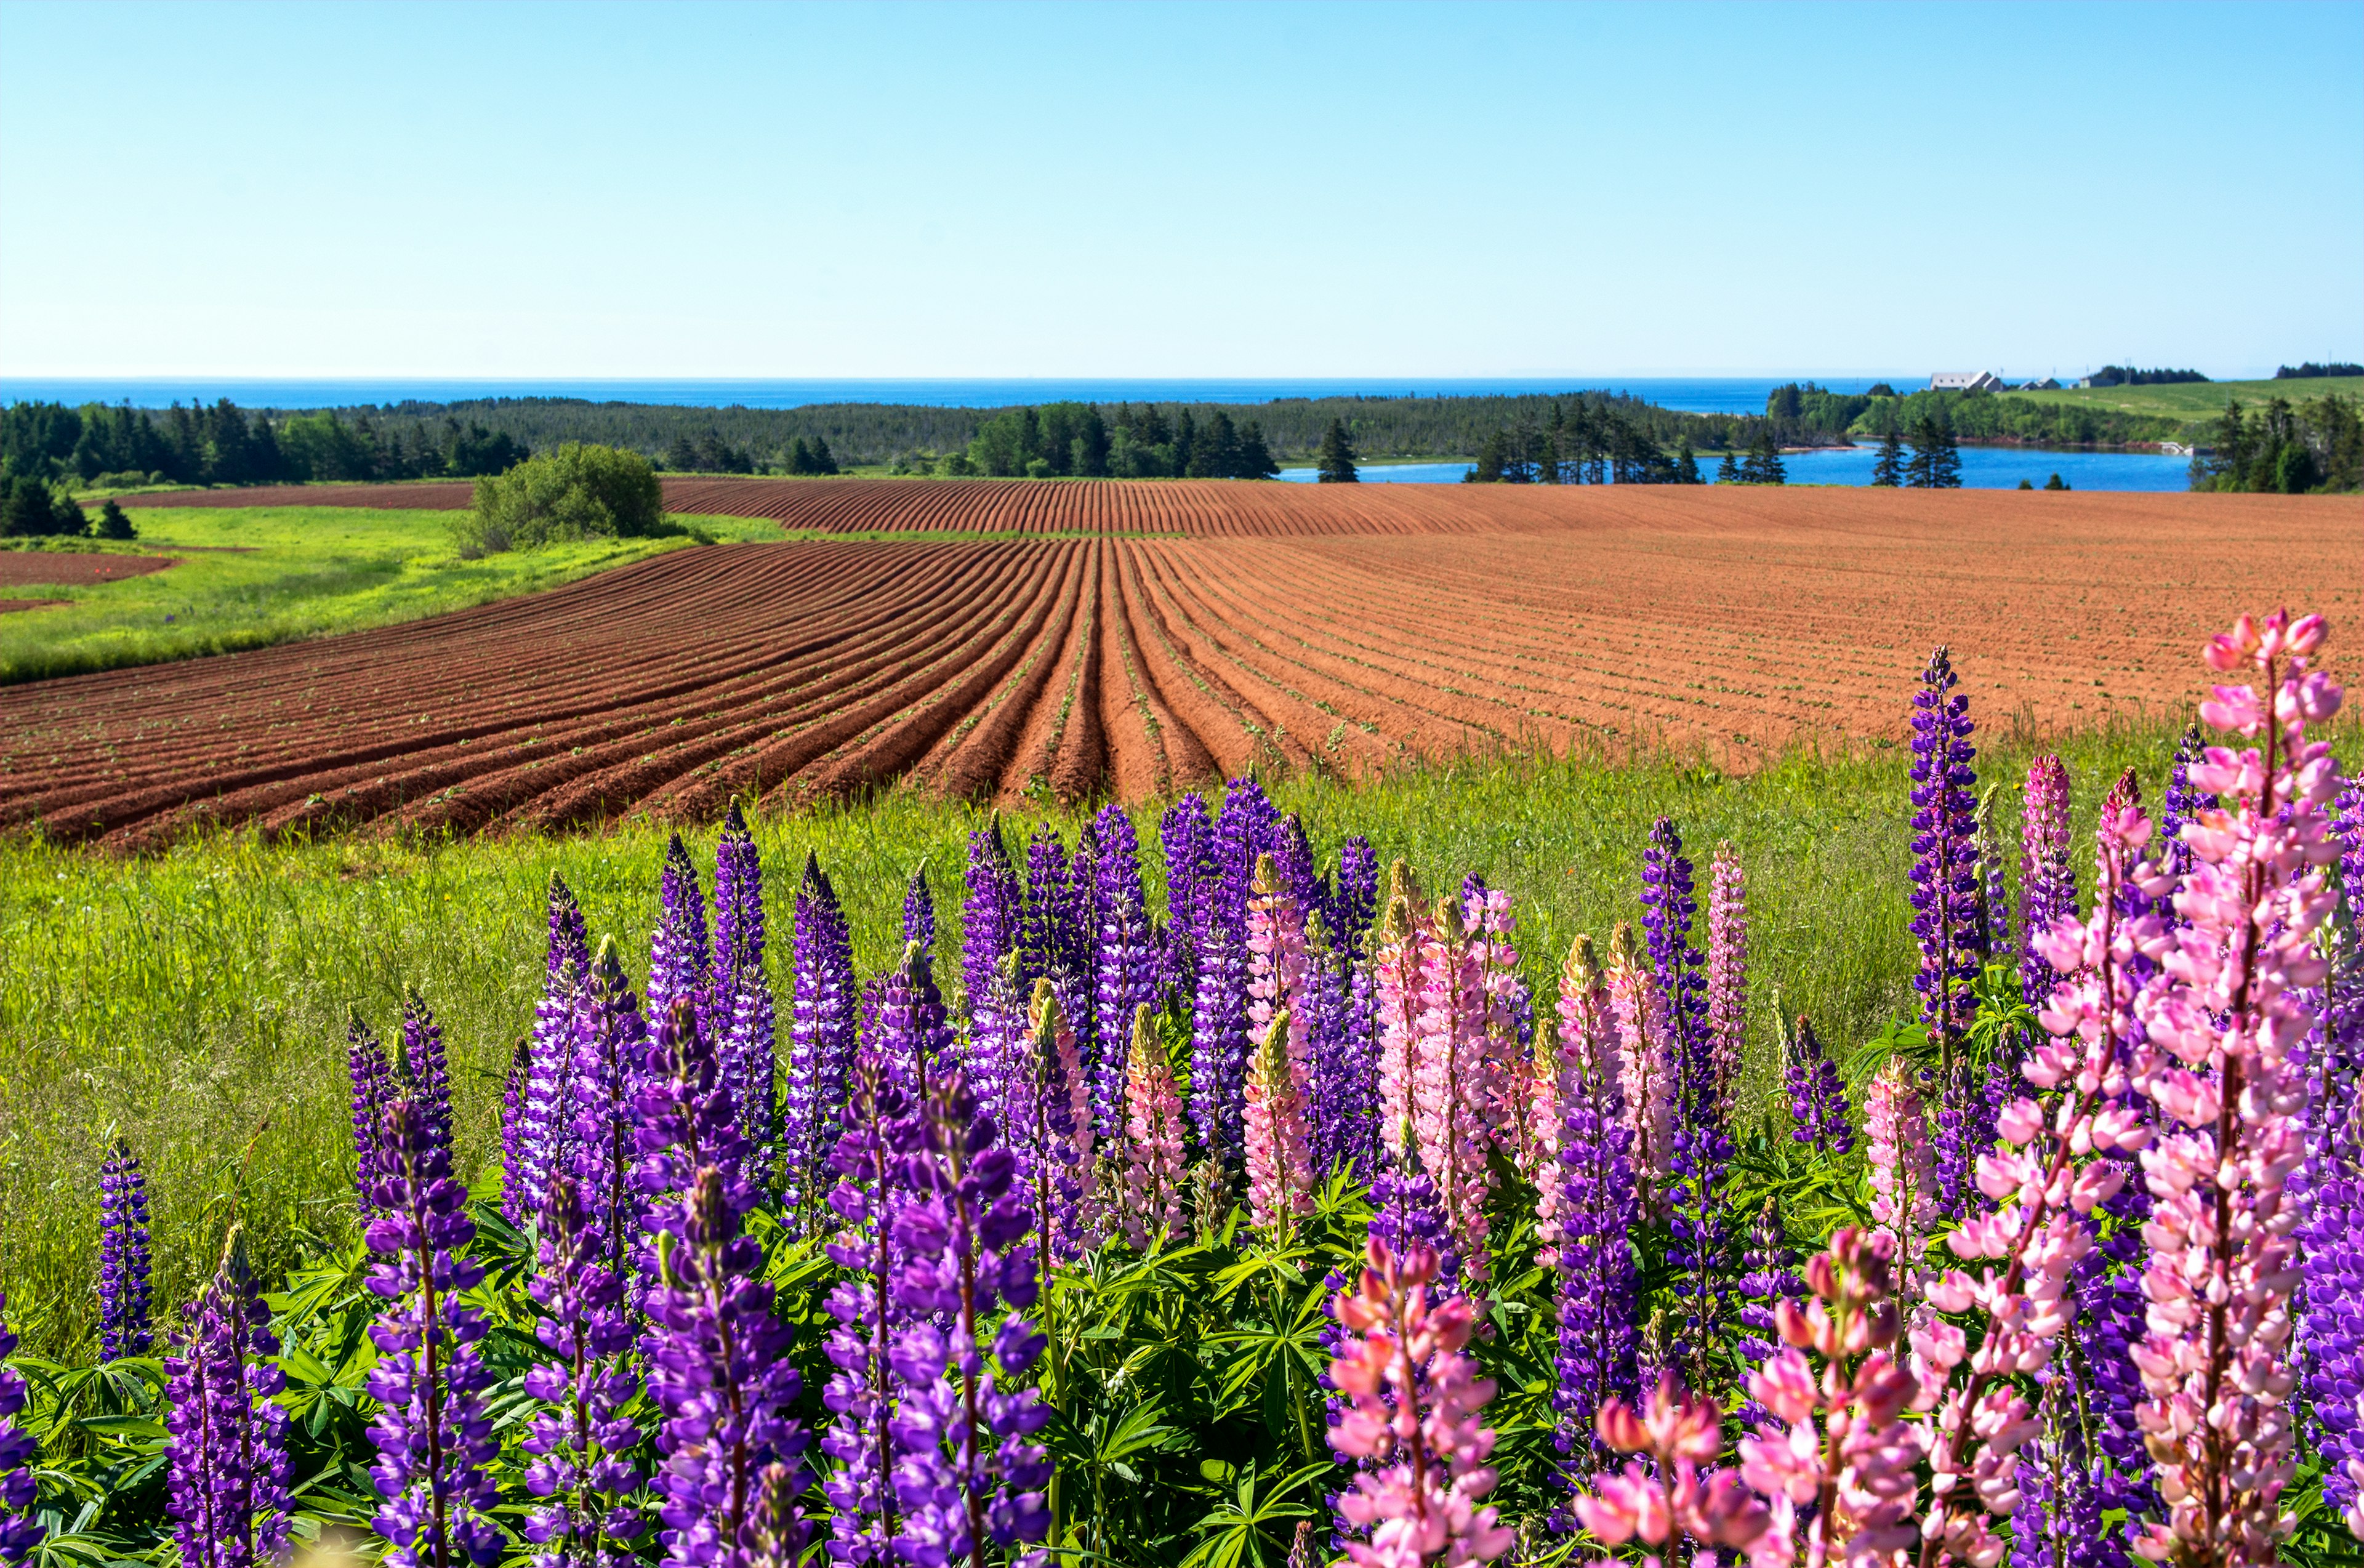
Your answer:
(1, 1), (2357, 379)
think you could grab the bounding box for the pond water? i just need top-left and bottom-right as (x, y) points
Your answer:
(1278, 444), (2195, 492)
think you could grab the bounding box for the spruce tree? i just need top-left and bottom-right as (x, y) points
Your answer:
(1675, 438), (1702, 484)
(1316, 419), (1359, 484)
(94, 499), (136, 539)
(1469, 429), (1509, 483)
(1929, 411), (1961, 489)
(1870, 424), (1905, 487)
(1905, 416), (1940, 488)
(1237, 421), (1277, 479)
(1715, 449), (1740, 484)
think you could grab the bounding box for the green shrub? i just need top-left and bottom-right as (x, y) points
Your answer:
(452, 441), (664, 552)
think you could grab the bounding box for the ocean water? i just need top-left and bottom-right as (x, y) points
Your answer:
(1279, 444), (2194, 493)
(0, 375), (1905, 417)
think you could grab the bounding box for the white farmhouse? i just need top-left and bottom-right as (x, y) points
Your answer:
(1929, 371), (2004, 392)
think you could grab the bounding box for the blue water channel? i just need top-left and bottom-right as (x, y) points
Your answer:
(1279, 444), (2195, 492)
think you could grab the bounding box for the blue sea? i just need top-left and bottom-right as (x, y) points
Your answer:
(0, 375), (1903, 418)
(1279, 444), (2193, 493)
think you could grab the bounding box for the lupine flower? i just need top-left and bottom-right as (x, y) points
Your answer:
(2158, 722), (2215, 885)
(1373, 862), (1426, 1165)
(1705, 843), (1748, 1111)
(1862, 1056), (1934, 1329)
(2304, 778), (2364, 1518)
(963, 819), (1023, 1023)
(512, 876), (594, 1226)
(363, 1096), (502, 1567)
(1908, 645), (1987, 1046)
(2118, 609), (2341, 1564)
(2009, 1372), (2104, 1568)
(571, 938), (651, 1282)
(646, 1165), (809, 1563)
(1779, 1015), (1852, 1156)
(1091, 804), (1161, 1143)
(1325, 1236), (1514, 1568)
(1732, 1199), (1796, 1373)
(1245, 853), (1318, 1231)
(1117, 1004), (1187, 1249)
(1640, 817), (1706, 1061)
(710, 808), (778, 1185)
(648, 833), (712, 1034)
(0, 1291), (41, 1560)
(1190, 784), (1277, 1179)
(1307, 918), (1379, 1181)
(1976, 783), (2013, 960)
(1066, 821), (1106, 1081)
(1010, 980), (1092, 1260)
(1602, 923), (1674, 1212)
(350, 1011), (393, 1214)
(501, 1037), (533, 1225)
(1732, 1226), (1920, 1566)
(1413, 894), (1498, 1282)
(1550, 935), (1641, 1485)
(2019, 754), (2075, 1013)
(1462, 877), (1527, 1174)
(782, 853), (858, 1232)
(1159, 794), (1213, 1005)
(1335, 836), (1380, 962)
(98, 1138), (152, 1359)
(1368, 1168), (1460, 1292)
(164, 1229), (289, 1568)
(1021, 825), (1075, 1010)
(823, 1049), (912, 1568)
(887, 1071), (1051, 1568)
(874, 941), (957, 1105)
(903, 862), (936, 963)
(520, 1176), (643, 1563)
(1569, 1372), (1772, 1561)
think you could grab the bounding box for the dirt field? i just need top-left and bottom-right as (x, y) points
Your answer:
(0, 552), (177, 587)
(6, 485), (2351, 848)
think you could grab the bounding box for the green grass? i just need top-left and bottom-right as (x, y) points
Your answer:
(0, 716), (2285, 1357)
(2000, 374), (2364, 421)
(0, 505), (789, 685)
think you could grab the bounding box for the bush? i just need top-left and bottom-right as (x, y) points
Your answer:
(451, 442), (664, 552)
(0, 475), (87, 538)
(93, 499), (137, 540)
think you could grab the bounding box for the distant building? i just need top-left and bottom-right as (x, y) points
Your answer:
(1930, 371), (2004, 392)
(2019, 376), (2061, 391)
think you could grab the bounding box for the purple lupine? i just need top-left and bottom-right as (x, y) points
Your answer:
(709, 806), (778, 1186)
(1909, 646), (1986, 1219)
(823, 1048), (914, 1568)
(711, 802), (765, 986)
(886, 1069), (1051, 1568)
(1638, 816), (1705, 1065)
(1065, 821), (1106, 1082)
(2010, 1378), (2105, 1568)
(1334, 835), (1379, 962)
(1008, 980), (1090, 1264)
(2019, 754), (2075, 1014)
(98, 1138), (153, 1359)
(1019, 824), (1071, 1000)
(962, 821), (1023, 1024)
(647, 834), (712, 1032)
(1091, 804), (1161, 1143)
(782, 853), (858, 1234)
(1549, 1017), (1638, 1492)
(1367, 1167), (1459, 1293)
(1158, 795), (1213, 1004)
(0, 1292), (34, 1563)
(349, 1011), (393, 1214)
(499, 1039), (533, 1226)
(1732, 1197), (1798, 1373)
(1305, 927), (1377, 1180)
(164, 1231), (290, 1567)
(571, 937), (652, 1284)
(1273, 814), (1329, 947)
(511, 876), (594, 1225)
(2160, 722), (2216, 886)
(1188, 782), (1281, 1178)
(2301, 778), (2364, 1519)
(874, 943), (957, 1104)
(2070, 1149), (2158, 1524)
(645, 1162), (809, 1562)
(400, 988), (455, 1157)
(904, 864), (938, 964)
(1781, 1015), (1853, 1156)
(636, 990), (756, 1228)
(362, 1096), (501, 1567)
(520, 1175), (643, 1562)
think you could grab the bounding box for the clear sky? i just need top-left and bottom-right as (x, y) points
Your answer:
(1, 0), (2357, 379)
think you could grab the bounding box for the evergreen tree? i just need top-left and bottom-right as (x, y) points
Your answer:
(1315, 419), (1359, 483)
(2043, 472), (2068, 491)
(1468, 429), (1510, 483)
(810, 435), (839, 476)
(1172, 409), (1199, 477)
(1740, 429), (1784, 484)
(664, 433), (700, 472)
(1870, 424), (1905, 487)
(1905, 415), (1941, 488)
(1236, 420), (1277, 479)
(1928, 411), (1961, 489)
(94, 499), (136, 539)
(1715, 449), (1739, 484)
(1675, 438), (1702, 484)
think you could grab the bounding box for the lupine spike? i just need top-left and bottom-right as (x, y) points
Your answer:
(1090, 804), (1160, 1144)
(97, 1138), (153, 1360)
(519, 1175), (642, 1559)
(1550, 933), (1641, 1487)
(0, 1290), (41, 1559)
(163, 1228), (289, 1568)
(647, 832), (711, 1031)
(781, 851), (857, 1232)
(821, 1048), (911, 1567)
(399, 986), (454, 1158)
(2019, 754), (2075, 1014)
(1117, 1004), (1187, 1249)
(962, 818), (1022, 1023)
(347, 1010), (391, 1215)
(1705, 841), (1748, 1113)
(569, 935), (650, 1284)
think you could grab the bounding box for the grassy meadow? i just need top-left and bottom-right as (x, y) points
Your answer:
(0, 716), (2297, 1360)
(0, 505), (787, 685)
(2000, 372), (2364, 421)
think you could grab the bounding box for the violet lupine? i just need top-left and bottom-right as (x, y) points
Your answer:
(1640, 816), (1707, 1058)
(1336, 835), (1380, 962)
(823, 1049), (913, 1568)
(98, 1138), (153, 1359)
(1245, 853), (1318, 1231)
(887, 1071), (1051, 1568)
(2008, 1372), (2105, 1568)
(363, 1096), (502, 1567)
(874, 942), (957, 1106)
(1190, 784), (1276, 1180)
(1733, 1199), (1798, 1375)
(1705, 842), (1748, 1111)
(501, 1039), (533, 1226)
(1602, 923), (1674, 1213)
(163, 1231), (290, 1568)
(1117, 1004), (1187, 1249)
(520, 1176), (643, 1564)
(1907, 774), (2167, 1568)
(1090, 803), (1161, 1143)
(782, 853), (858, 1232)
(1549, 935), (1642, 1485)
(1159, 794), (1213, 1005)
(1325, 1236), (1514, 1568)
(645, 1162), (810, 1564)
(1731, 1227), (1921, 1566)
(648, 834), (712, 1032)
(571, 938), (652, 1283)
(710, 808), (778, 1186)
(1368, 1168), (1460, 1293)
(512, 875), (594, 1226)
(402, 987), (456, 1158)
(1908, 648), (1988, 1224)
(2304, 781), (2364, 1518)
(2117, 609), (2341, 1566)
(1065, 821), (1106, 1085)
(1308, 924), (1380, 1181)
(1863, 1056), (1935, 1330)
(0, 1292), (35, 1564)
(2159, 723), (2216, 885)
(904, 862), (937, 963)
(1020, 825), (1074, 1005)
(2019, 754), (2076, 1015)
(350, 1011), (393, 1213)
(1011, 979), (1092, 1261)
(1569, 1375), (1774, 1561)
(963, 821), (1023, 1023)
(1780, 1015), (1853, 1156)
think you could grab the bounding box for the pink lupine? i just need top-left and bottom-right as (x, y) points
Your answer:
(1463, 880), (1527, 1173)
(1736, 1226), (1921, 1567)
(1571, 1373), (1775, 1565)
(1706, 842), (1748, 1111)
(1244, 1002), (1317, 1233)
(1604, 922), (1674, 1215)
(1375, 862), (1428, 1164)
(1248, 853), (1315, 1101)
(1413, 895), (1497, 1281)
(1326, 1236), (1514, 1568)
(1532, 935), (1612, 1260)
(1117, 1004), (1186, 1248)
(2120, 608), (2341, 1567)
(1862, 1057), (1936, 1332)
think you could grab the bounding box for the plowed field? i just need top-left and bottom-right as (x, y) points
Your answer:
(0, 552), (177, 587)
(7, 486), (2350, 848)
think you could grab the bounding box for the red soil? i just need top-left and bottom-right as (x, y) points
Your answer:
(0, 553), (177, 587)
(3, 485), (2351, 848)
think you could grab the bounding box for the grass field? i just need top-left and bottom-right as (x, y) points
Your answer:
(0, 505), (787, 685)
(2000, 373), (2364, 421)
(1, 715), (2306, 1359)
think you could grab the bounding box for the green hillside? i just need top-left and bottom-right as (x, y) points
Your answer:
(2001, 375), (2363, 420)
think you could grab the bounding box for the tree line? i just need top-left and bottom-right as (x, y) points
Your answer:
(2192, 394), (2362, 494)
(0, 399), (527, 489)
(2083, 365), (2208, 387)
(2277, 362), (2363, 380)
